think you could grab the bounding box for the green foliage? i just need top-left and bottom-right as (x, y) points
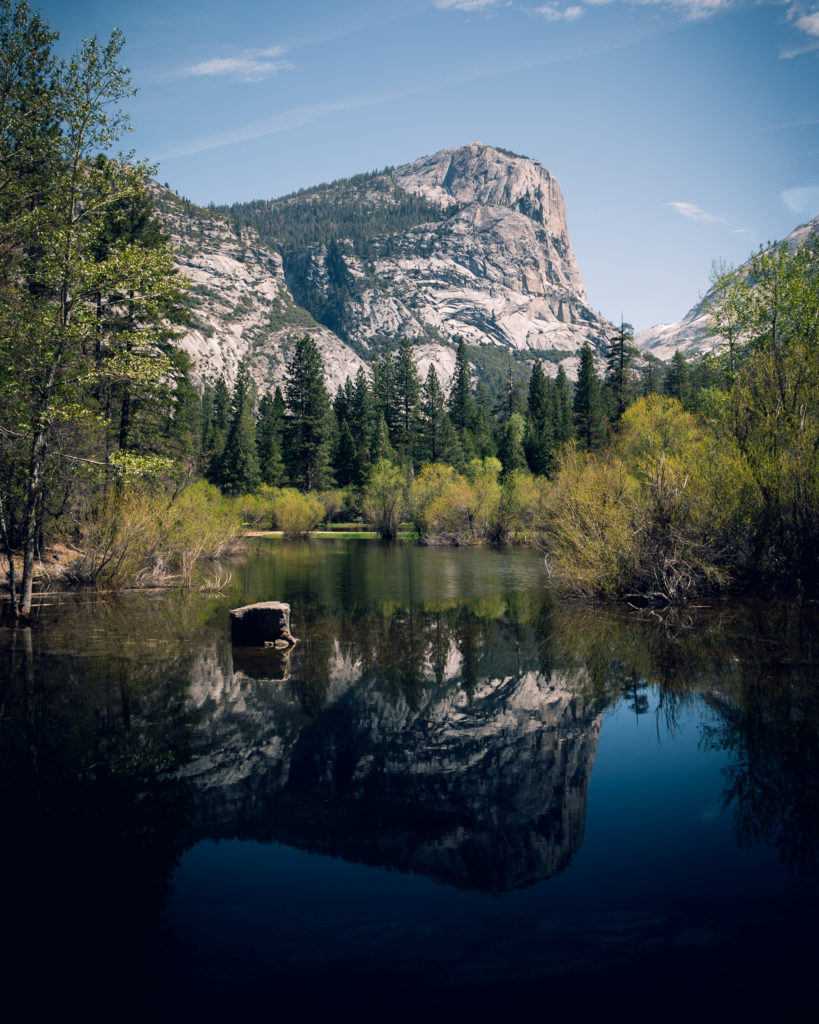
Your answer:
(573, 342), (608, 450)
(604, 320), (639, 422)
(0, 5), (190, 616)
(216, 363), (260, 495)
(362, 459), (406, 540)
(283, 335), (334, 491)
(64, 480), (242, 588)
(218, 171), (448, 256)
(542, 396), (744, 602)
(706, 235), (819, 590)
(271, 488), (325, 537)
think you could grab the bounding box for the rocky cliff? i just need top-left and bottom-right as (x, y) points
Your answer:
(151, 186), (366, 393)
(155, 143), (613, 395)
(636, 214), (819, 360)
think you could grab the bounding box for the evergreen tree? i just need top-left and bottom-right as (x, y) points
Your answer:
(256, 390), (286, 486)
(333, 418), (359, 487)
(372, 350), (397, 444)
(472, 380), (497, 459)
(604, 320), (638, 423)
(284, 335), (334, 491)
(501, 412), (527, 474)
(217, 363), (260, 495)
(555, 364), (574, 442)
(524, 359), (555, 476)
(348, 366), (373, 477)
(573, 343), (607, 449)
(664, 350), (692, 409)
(203, 375), (231, 481)
(448, 338), (476, 431)
(419, 364), (454, 465)
(393, 337), (421, 464)
(370, 414), (395, 465)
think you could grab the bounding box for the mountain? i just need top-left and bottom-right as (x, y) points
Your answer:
(155, 143), (613, 396)
(151, 186), (366, 394)
(636, 214), (819, 361)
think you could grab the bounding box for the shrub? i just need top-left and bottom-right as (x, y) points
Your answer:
(362, 460), (406, 540)
(65, 480), (243, 588)
(407, 464), (458, 540)
(271, 488), (324, 537)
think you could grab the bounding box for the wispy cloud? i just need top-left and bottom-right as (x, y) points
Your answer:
(665, 201), (725, 224)
(179, 46), (292, 83)
(781, 3), (819, 54)
(532, 4), (585, 21)
(434, 0), (500, 10)
(780, 185), (819, 215)
(158, 96), (390, 162)
(629, 0), (732, 20)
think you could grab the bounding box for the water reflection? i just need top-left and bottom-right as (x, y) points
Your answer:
(2, 545), (819, 1016)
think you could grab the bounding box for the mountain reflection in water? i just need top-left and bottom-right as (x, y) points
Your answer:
(1, 540), (818, 1017)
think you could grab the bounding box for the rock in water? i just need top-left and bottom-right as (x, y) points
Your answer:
(230, 602), (298, 647)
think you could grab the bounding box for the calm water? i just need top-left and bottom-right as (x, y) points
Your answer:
(1, 540), (818, 1020)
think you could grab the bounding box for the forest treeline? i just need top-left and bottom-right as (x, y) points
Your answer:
(200, 221), (819, 605)
(1, 1), (816, 616)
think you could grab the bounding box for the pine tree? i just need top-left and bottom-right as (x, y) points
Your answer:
(604, 320), (638, 423)
(372, 350), (397, 444)
(284, 335), (334, 491)
(419, 364), (453, 464)
(664, 350), (692, 409)
(333, 418), (359, 487)
(392, 337), (421, 464)
(256, 390), (286, 486)
(501, 412), (527, 474)
(573, 343), (607, 450)
(555, 364), (574, 442)
(217, 363), (260, 495)
(524, 359), (555, 476)
(448, 338), (476, 431)
(203, 375), (230, 481)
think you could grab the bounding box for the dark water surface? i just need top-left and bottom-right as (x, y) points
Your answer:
(2, 540), (818, 1020)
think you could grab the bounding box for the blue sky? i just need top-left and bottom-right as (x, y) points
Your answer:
(37, 0), (819, 330)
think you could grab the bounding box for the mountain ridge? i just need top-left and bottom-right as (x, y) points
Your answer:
(159, 143), (614, 396)
(636, 213), (819, 360)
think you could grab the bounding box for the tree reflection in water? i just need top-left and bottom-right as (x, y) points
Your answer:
(1, 546), (818, 1014)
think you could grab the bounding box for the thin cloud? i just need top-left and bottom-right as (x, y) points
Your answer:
(796, 11), (819, 34)
(435, 0), (500, 10)
(629, 0), (732, 20)
(781, 3), (819, 53)
(180, 46), (292, 83)
(780, 185), (819, 215)
(158, 96), (390, 162)
(533, 4), (585, 20)
(665, 201), (725, 224)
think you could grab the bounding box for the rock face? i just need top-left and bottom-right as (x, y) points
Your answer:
(151, 186), (365, 393)
(636, 214), (819, 360)
(281, 144), (610, 375)
(153, 143), (613, 397)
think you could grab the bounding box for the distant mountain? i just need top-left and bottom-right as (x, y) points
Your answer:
(155, 143), (613, 396)
(636, 214), (819, 361)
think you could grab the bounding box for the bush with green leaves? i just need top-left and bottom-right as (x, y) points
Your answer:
(271, 488), (325, 537)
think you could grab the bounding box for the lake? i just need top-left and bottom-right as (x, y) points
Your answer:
(1, 539), (818, 1020)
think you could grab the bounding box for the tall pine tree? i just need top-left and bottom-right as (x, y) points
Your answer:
(573, 343), (607, 450)
(217, 362), (260, 495)
(284, 335), (334, 491)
